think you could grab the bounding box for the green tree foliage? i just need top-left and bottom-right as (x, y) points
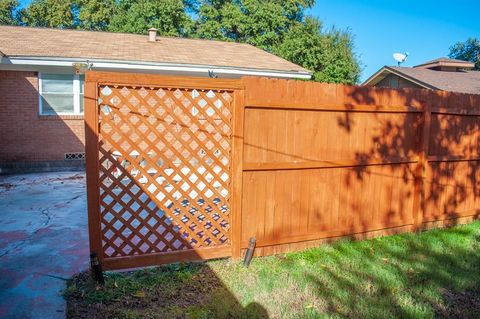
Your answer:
(108, 0), (193, 36)
(21, 0), (76, 28)
(449, 38), (480, 71)
(16, 0), (193, 35)
(76, 0), (116, 30)
(275, 17), (360, 84)
(195, 0), (360, 84)
(0, 0), (20, 25)
(4, 0), (361, 83)
(195, 0), (314, 50)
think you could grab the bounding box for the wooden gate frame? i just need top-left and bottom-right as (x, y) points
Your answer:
(84, 71), (245, 269)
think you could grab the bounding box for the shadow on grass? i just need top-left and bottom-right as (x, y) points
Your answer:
(65, 222), (480, 318)
(287, 224), (480, 318)
(65, 262), (268, 319)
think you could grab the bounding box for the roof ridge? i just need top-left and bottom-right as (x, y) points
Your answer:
(0, 25), (255, 47)
(414, 57), (474, 68)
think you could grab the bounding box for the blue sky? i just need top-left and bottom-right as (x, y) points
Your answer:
(309, 0), (480, 81)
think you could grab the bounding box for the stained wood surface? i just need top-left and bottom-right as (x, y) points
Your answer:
(241, 165), (416, 246)
(84, 80), (103, 260)
(85, 72), (238, 269)
(240, 76), (480, 249)
(85, 72), (480, 269)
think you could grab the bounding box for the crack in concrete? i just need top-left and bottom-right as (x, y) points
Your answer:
(41, 208), (53, 226)
(33, 272), (70, 281)
(0, 208), (50, 258)
(63, 194), (82, 206)
(0, 195), (80, 258)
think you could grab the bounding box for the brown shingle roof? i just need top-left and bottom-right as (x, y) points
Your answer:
(416, 57), (470, 65)
(414, 57), (475, 69)
(387, 66), (480, 94)
(0, 25), (310, 74)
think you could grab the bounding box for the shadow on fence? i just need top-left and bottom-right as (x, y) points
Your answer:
(338, 86), (479, 229)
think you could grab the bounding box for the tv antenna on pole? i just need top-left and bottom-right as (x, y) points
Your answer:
(393, 52), (409, 66)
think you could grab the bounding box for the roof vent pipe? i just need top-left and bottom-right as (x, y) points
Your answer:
(148, 28), (157, 42)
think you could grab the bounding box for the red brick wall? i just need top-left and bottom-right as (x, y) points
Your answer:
(0, 71), (85, 162)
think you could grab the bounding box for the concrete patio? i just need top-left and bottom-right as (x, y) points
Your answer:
(0, 172), (89, 319)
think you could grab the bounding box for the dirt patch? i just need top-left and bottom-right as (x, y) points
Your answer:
(65, 265), (267, 319)
(65, 270), (214, 318)
(433, 289), (480, 319)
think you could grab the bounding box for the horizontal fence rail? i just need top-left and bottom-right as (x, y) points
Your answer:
(85, 72), (480, 269)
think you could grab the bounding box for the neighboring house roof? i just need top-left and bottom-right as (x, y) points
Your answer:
(0, 25), (311, 78)
(414, 57), (475, 69)
(363, 63), (480, 95)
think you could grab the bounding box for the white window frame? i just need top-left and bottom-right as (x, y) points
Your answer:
(38, 73), (84, 116)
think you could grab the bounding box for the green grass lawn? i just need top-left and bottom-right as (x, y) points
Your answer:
(65, 222), (480, 318)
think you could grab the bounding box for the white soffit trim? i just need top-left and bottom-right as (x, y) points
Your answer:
(2, 57), (312, 79)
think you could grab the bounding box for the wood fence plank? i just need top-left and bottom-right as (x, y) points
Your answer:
(413, 98), (432, 230)
(84, 80), (103, 260)
(231, 90), (245, 259)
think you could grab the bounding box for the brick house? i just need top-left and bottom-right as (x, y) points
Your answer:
(0, 25), (311, 174)
(362, 57), (480, 94)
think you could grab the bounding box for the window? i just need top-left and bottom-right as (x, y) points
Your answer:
(79, 74), (85, 113)
(39, 73), (84, 115)
(389, 76), (399, 88)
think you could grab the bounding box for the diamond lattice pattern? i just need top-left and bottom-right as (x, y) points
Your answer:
(97, 85), (233, 257)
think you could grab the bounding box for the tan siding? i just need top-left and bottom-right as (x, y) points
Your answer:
(375, 74), (423, 89)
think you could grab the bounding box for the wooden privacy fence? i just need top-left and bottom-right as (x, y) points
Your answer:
(85, 72), (480, 270)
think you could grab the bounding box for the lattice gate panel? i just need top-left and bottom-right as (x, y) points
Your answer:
(96, 84), (233, 261)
